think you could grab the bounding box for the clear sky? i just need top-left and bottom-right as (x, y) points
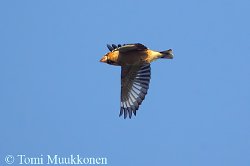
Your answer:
(0, 0), (250, 166)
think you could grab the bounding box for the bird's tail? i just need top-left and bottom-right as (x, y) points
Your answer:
(160, 49), (174, 59)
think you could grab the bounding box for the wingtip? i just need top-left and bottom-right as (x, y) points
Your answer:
(128, 108), (132, 119)
(119, 107), (123, 117)
(112, 44), (117, 49)
(120, 107), (135, 119)
(133, 109), (137, 116)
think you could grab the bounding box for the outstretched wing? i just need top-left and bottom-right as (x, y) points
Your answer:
(107, 43), (147, 52)
(120, 64), (151, 119)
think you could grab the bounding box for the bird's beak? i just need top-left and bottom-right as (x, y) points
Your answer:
(100, 56), (107, 63)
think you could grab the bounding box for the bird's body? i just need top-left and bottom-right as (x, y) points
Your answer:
(100, 43), (173, 119)
(107, 50), (161, 65)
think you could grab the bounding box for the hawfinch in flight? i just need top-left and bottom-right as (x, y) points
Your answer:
(100, 43), (173, 119)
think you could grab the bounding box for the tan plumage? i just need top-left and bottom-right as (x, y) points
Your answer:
(100, 43), (173, 119)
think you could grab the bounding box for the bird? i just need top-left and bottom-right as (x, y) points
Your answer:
(100, 43), (173, 119)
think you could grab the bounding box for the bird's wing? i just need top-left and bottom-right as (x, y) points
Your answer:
(107, 43), (148, 52)
(107, 44), (119, 51)
(120, 64), (151, 119)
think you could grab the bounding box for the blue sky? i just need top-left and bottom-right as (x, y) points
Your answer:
(0, 0), (249, 165)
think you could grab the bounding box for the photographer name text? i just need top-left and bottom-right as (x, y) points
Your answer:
(5, 154), (107, 165)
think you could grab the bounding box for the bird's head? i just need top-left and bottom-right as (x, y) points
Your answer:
(100, 52), (117, 65)
(99, 54), (108, 63)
